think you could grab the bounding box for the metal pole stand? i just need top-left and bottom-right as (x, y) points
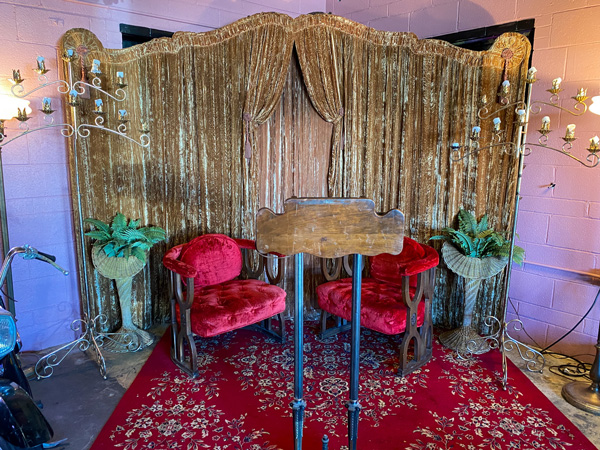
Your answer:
(34, 314), (142, 380)
(459, 315), (545, 388)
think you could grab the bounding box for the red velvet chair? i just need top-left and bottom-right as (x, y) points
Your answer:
(163, 234), (286, 377)
(317, 237), (438, 376)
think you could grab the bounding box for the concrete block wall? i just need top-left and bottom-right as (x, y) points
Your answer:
(326, 0), (600, 361)
(0, 0), (324, 351)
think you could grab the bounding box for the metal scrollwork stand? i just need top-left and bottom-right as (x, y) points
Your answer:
(1, 50), (150, 379)
(450, 71), (599, 389)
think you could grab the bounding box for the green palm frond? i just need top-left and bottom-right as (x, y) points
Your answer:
(85, 212), (166, 261)
(458, 209), (478, 235)
(430, 208), (524, 263)
(111, 213), (127, 232)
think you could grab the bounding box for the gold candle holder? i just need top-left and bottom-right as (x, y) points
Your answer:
(116, 71), (127, 88)
(572, 88), (588, 103)
(94, 99), (104, 114)
(563, 124), (576, 143)
(16, 108), (29, 122)
(68, 89), (79, 107)
(548, 77), (562, 95)
(62, 49), (75, 62)
(539, 116), (551, 135)
(589, 136), (600, 153)
(479, 94), (488, 107)
(34, 56), (49, 75)
(493, 117), (501, 132)
(41, 97), (54, 115)
(90, 59), (101, 75)
(10, 69), (23, 85)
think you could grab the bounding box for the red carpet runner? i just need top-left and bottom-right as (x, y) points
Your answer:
(91, 324), (596, 449)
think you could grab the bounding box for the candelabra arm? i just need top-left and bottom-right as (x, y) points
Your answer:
(478, 100), (527, 120)
(451, 141), (519, 162)
(72, 80), (126, 102)
(11, 79), (70, 98)
(529, 99), (587, 116)
(524, 143), (599, 168)
(0, 124), (75, 149)
(76, 124), (150, 148)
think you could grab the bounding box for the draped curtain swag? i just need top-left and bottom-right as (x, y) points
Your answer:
(61, 13), (530, 333)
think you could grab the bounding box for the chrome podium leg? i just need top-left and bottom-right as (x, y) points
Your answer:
(292, 253), (306, 450)
(347, 254), (362, 450)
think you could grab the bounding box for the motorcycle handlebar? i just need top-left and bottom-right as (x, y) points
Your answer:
(34, 250), (56, 263)
(1, 246), (69, 281)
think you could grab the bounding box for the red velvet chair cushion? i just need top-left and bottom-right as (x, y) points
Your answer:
(370, 237), (439, 286)
(317, 237), (438, 336)
(317, 278), (424, 335)
(180, 279), (286, 338)
(177, 234), (243, 290)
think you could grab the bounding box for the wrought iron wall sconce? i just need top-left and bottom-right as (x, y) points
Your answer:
(0, 51), (150, 379)
(449, 66), (600, 415)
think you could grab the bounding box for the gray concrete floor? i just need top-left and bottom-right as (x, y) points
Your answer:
(19, 328), (600, 450)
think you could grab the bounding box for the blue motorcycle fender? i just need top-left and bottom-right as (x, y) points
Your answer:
(0, 378), (53, 448)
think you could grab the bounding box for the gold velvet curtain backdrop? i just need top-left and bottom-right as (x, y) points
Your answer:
(61, 13), (530, 333)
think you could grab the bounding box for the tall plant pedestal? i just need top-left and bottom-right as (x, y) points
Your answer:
(92, 249), (154, 352)
(439, 242), (507, 357)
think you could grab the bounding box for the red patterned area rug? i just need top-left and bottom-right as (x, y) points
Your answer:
(91, 323), (595, 450)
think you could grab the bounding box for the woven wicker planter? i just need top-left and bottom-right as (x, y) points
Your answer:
(439, 242), (508, 356)
(92, 248), (154, 352)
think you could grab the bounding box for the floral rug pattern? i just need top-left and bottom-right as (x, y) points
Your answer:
(94, 324), (592, 450)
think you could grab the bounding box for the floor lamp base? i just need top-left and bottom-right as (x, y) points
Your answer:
(562, 381), (600, 415)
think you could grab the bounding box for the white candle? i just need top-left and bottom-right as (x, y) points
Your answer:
(472, 126), (481, 133)
(541, 116), (550, 131)
(118, 109), (127, 120)
(42, 97), (51, 112)
(502, 80), (510, 87)
(493, 117), (501, 131)
(91, 59), (101, 74)
(36, 56), (45, 71)
(590, 136), (599, 147)
(565, 123), (576, 139)
(69, 89), (78, 104)
(552, 77), (562, 90)
(116, 71), (124, 78)
(451, 142), (460, 149)
(95, 99), (103, 113)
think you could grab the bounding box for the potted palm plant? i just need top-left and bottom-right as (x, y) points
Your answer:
(85, 213), (166, 351)
(430, 209), (523, 355)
